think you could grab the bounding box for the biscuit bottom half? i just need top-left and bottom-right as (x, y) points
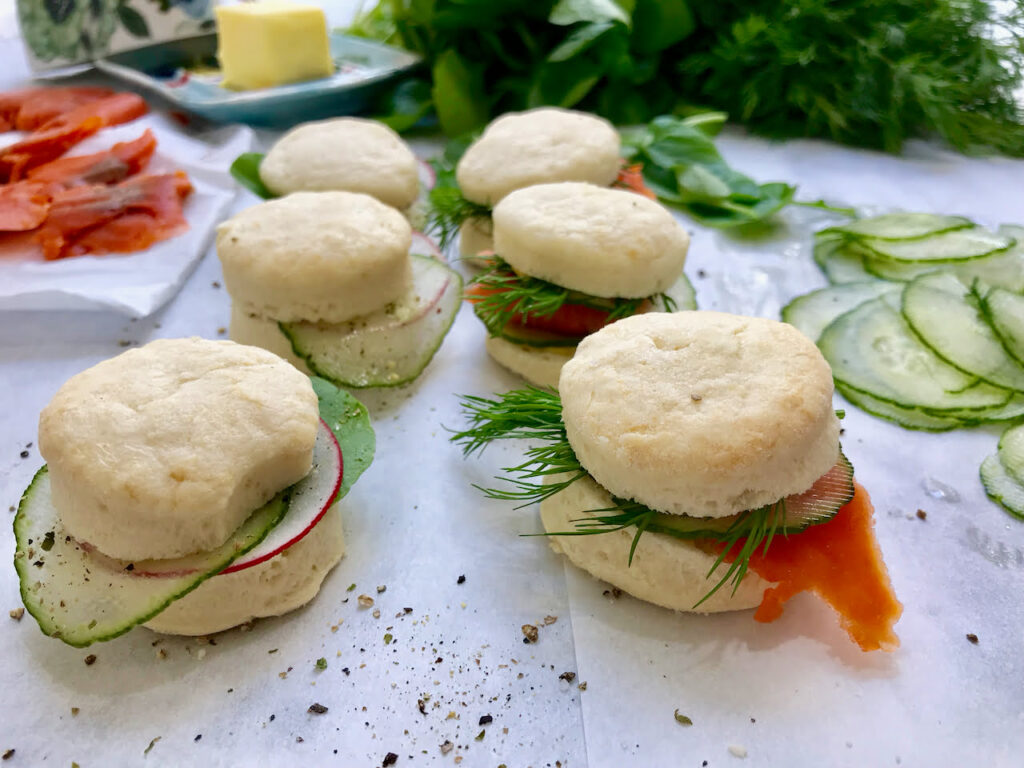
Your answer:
(539, 474), (769, 613)
(144, 505), (345, 636)
(484, 335), (574, 390)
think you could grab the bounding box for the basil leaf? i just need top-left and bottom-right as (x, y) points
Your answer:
(548, 21), (615, 62)
(371, 78), (434, 132)
(229, 153), (274, 199)
(431, 49), (489, 137)
(549, 0), (630, 26)
(631, 0), (693, 54)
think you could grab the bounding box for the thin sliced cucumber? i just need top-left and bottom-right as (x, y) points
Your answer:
(863, 247), (1024, 291)
(643, 453), (854, 538)
(901, 272), (1024, 392)
(919, 396), (1024, 424)
(782, 281), (898, 342)
(980, 453), (1024, 520)
(823, 213), (972, 241)
(862, 227), (1014, 263)
(282, 256), (463, 388)
(981, 287), (1024, 367)
(818, 296), (1011, 412)
(658, 272), (697, 312)
(814, 237), (877, 284)
(998, 423), (1024, 485)
(836, 384), (962, 432)
(14, 471), (290, 647)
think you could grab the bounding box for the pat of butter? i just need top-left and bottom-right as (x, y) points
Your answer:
(216, 2), (334, 91)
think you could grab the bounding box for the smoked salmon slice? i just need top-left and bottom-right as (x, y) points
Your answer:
(0, 180), (56, 231)
(27, 130), (157, 187)
(38, 92), (148, 133)
(0, 116), (103, 183)
(0, 87), (115, 133)
(37, 171), (192, 260)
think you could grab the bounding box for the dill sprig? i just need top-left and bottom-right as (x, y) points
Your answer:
(469, 257), (662, 336)
(451, 387), (811, 606)
(425, 136), (491, 253)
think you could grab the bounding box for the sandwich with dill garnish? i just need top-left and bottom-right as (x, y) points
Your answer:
(453, 312), (902, 652)
(428, 107), (654, 258)
(467, 181), (694, 388)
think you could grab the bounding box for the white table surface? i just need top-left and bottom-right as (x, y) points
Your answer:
(2, 8), (1024, 768)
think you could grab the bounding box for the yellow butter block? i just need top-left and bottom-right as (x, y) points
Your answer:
(216, 2), (334, 90)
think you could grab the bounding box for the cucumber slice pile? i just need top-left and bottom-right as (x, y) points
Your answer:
(981, 423), (1024, 520)
(487, 273), (698, 349)
(282, 255), (463, 388)
(14, 381), (374, 646)
(790, 211), (1024, 520)
(643, 453), (854, 539)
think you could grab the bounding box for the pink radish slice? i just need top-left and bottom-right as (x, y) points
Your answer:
(410, 230), (444, 262)
(417, 157), (436, 191)
(128, 420), (342, 578)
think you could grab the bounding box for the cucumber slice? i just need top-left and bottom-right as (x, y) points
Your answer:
(643, 453), (854, 538)
(658, 272), (697, 312)
(980, 453), (1024, 520)
(863, 247), (1024, 291)
(998, 423), (1024, 485)
(836, 384), (962, 432)
(901, 272), (1024, 392)
(862, 227), (1014, 263)
(819, 296), (1012, 412)
(981, 288), (1024, 367)
(920, 396), (1024, 424)
(282, 256), (463, 388)
(823, 213), (972, 241)
(782, 281), (898, 342)
(814, 237), (877, 284)
(14, 470), (290, 647)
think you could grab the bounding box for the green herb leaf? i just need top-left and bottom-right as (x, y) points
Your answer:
(431, 49), (490, 137)
(631, 0), (695, 54)
(117, 5), (151, 39)
(315, 657), (327, 671)
(674, 710), (693, 726)
(371, 78), (434, 133)
(229, 153), (273, 200)
(548, 21), (616, 62)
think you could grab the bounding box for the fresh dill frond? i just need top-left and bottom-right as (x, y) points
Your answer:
(425, 135), (490, 253)
(468, 257), (656, 336)
(451, 386), (820, 607)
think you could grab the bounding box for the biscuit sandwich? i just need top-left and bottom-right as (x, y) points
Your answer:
(219, 190), (462, 388)
(454, 312), (902, 652)
(15, 338), (374, 644)
(427, 107), (654, 259)
(466, 181), (694, 388)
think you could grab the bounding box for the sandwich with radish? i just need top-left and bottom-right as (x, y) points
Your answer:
(453, 312), (902, 652)
(15, 338), (374, 644)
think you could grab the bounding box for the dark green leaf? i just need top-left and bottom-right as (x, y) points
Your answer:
(371, 78), (434, 133)
(229, 153), (273, 200)
(631, 0), (694, 54)
(431, 49), (489, 137)
(117, 4), (150, 38)
(529, 57), (603, 109)
(311, 378), (375, 500)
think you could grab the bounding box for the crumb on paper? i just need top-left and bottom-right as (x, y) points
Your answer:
(358, 594), (375, 609)
(144, 736), (161, 756)
(2, 749), (13, 760)
(578, 681), (588, 691)
(559, 671), (576, 683)
(377, 585), (387, 594)
(729, 744), (748, 758)
(542, 615), (557, 626)
(71, 707), (79, 716)
(8, 608), (23, 621)
(457, 574), (466, 584)
(84, 654), (97, 666)
(916, 509), (927, 520)
(383, 753), (398, 766)
(603, 587), (622, 599)
(479, 714), (493, 726)
(966, 633), (979, 644)
(440, 740), (453, 755)
(521, 624), (538, 644)
(308, 703), (328, 715)
(373, 609), (381, 619)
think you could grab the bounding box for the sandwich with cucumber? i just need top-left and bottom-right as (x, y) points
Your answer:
(15, 338), (374, 645)
(466, 181), (695, 388)
(219, 190), (462, 388)
(453, 312), (902, 652)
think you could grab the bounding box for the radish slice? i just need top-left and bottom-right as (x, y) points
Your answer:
(222, 420), (341, 573)
(417, 157), (436, 191)
(410, 230), (444, 262)
(281, 255), (463, 388)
